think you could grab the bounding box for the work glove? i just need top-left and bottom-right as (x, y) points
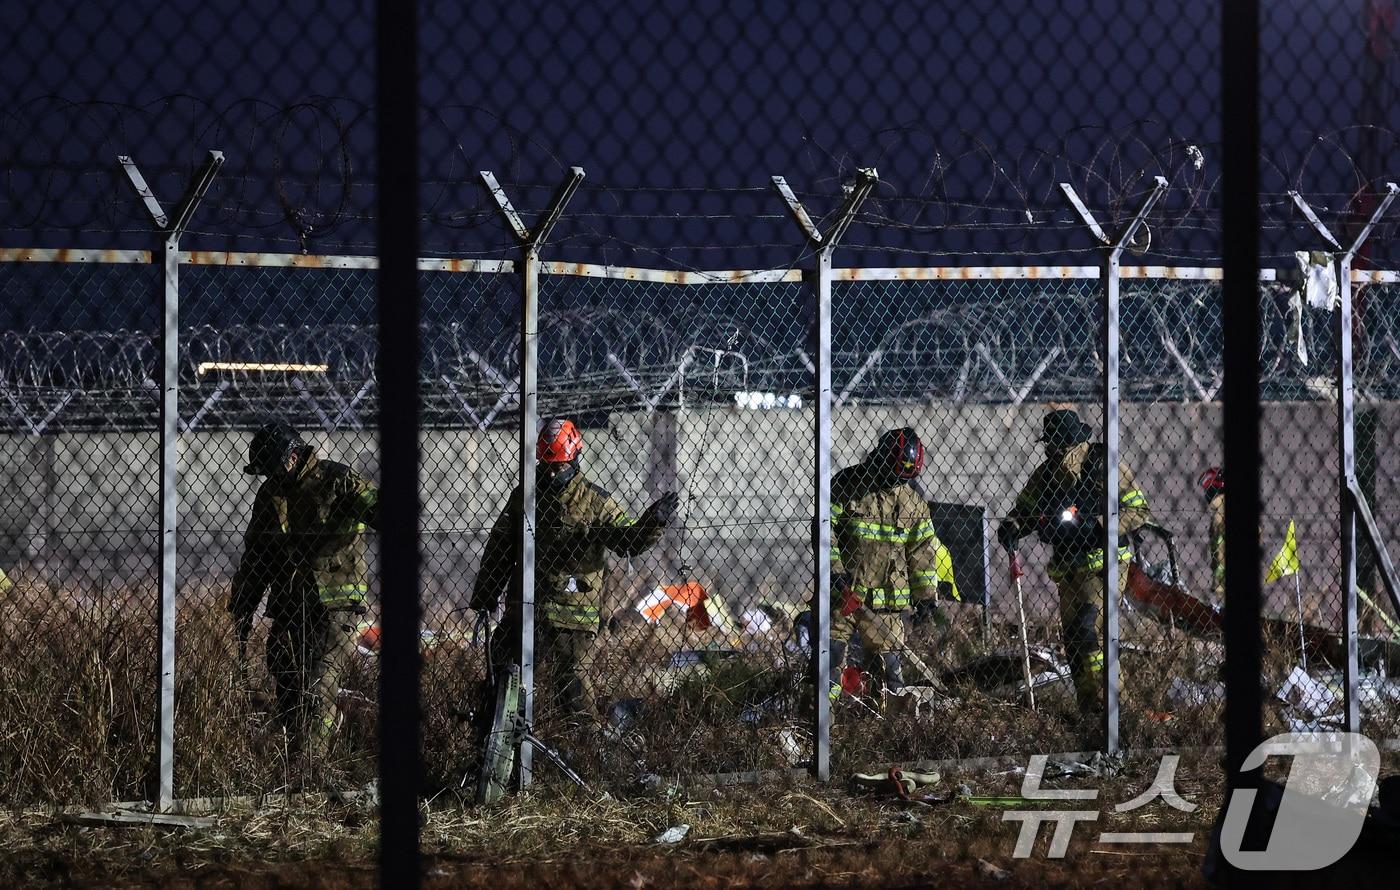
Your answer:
(911, 599), (948, 628)
(996, 522), (1021, 551)
(640, 491), (681, 528)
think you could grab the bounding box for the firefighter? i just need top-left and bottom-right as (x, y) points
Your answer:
(228, 421), (379, 767)
(1199, 467), (1225, 602)
(471, 419), (677, 725)
(996, 409), (1152, 716)
(827, 427), (951, 702)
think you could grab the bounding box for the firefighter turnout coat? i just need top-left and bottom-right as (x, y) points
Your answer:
(472, 473), (665, 633)
(1004, 441), (1151, 579)
(231, 450), (380, 620)
(830, 462), (950, 611)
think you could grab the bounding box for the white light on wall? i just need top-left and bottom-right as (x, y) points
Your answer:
(196, 361), (329, 375)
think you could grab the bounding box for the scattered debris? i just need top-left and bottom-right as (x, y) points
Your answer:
(1166, 676), (1225, 707)
(654, 824), (690, 845)
(850, 767), (941, 799)
(941, 647), (1072, 700)
(1283, 713), (1344, 734)
(64, 809), (217, 829)
(976, 858), (1011, 881)
(1296, 250), (1339, 310)
(774, 728), (804, 766)
(1275, 664), (1339, 718)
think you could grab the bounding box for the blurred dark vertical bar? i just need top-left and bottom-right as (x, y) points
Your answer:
(1222, 0), (1262, 786)
(377, 0), (421, 885)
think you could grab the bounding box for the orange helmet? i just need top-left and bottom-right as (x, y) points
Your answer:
(537, 419), (584, 463)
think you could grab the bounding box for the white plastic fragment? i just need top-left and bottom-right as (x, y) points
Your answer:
(1275, 665), (1339, 719)
(654, 824), (690, 844)
(1295, 250), (1338, 310)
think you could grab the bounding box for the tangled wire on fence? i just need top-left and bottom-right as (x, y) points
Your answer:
(5, 97), (1400, 265)
(4, 279), (1400, 432)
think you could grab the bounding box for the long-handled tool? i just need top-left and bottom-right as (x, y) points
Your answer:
(1009, 549), (1037, 711)
(1293, 572), (1309, 673)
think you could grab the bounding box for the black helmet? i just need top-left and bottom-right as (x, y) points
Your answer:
(1038, 409), (1092, 447)
(244, 421), (306, 476)
(874, 427), (925, 480)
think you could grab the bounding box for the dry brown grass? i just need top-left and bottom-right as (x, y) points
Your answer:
(2, 572), (1396, 811)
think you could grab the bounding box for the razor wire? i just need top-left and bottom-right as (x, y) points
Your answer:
(5, 270), (1400, 434)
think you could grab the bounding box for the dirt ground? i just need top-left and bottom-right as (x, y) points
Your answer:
(1, 752), (1231, 889)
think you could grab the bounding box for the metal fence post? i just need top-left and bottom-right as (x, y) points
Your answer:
(480, 168), (584, 787)
(772, 169), (877, 781)
(1291, 183), (1397, 732)
(1061, 177), (1166, 754)
(117, 151), (223, 811)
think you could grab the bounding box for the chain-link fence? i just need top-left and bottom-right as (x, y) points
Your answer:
(0, 255), (160, 805)
(5, 241), (1400, 807)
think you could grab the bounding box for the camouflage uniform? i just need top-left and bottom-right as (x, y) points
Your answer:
(1002, 441), (1151, 713)
(230, 450), (379, 759)
(1207, 491), (1225, 601)
(828, 460), (956, 691)
(473, 473), (665, 719)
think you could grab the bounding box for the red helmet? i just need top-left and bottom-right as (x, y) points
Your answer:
(1198, 466), (1224, 499)
(537, 419), (584, 463)
(876, 427), (925, 480)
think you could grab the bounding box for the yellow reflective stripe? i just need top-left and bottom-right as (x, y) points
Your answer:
(613, 514), (637, 527)
(829, 547), (842, 562)
(828, 682), (842, 702)
(354, 522), (367, 533)
(1120, 489), (1148, 508)
(321, 597), (364, 608)
(1080, 546), (1133, 572)
(1050, 546), (1132, 578)
(914, 569), (942, 585)
(848, 520), (931, 544)
(320, 582), (368, 608)
(359, 489), (378, 506)
(855, 585), (911, 609)
(908, 521), (937, 543)
(1086, 651), (1105, 671)
(848, 521), (908, 543)
(831, 504), (845, 517)
(542, 602), (600, 624)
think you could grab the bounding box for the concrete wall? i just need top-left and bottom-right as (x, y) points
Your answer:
(2, 402), (1397, 626)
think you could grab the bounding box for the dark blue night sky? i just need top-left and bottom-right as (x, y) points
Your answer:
(0, 1), (1394, 269)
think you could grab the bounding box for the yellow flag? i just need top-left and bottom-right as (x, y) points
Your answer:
(1265, 520), (1300, 582)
